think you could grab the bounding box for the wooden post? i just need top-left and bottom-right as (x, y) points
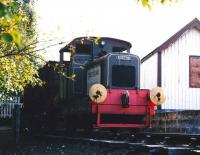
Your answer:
(14, 104), (21, 145)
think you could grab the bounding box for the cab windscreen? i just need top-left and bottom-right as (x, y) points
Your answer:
(112, 65), (136, 88)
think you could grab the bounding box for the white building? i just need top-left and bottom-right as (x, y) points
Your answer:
(141, 18), (200, 110)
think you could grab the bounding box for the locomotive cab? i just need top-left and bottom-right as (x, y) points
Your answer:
(59, 37), (132, 98)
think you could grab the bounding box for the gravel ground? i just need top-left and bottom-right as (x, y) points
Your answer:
(0, 136), (132, 155)
(0, 133), (199, 155)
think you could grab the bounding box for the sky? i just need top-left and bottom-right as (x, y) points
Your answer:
(35, 0), (200, 61)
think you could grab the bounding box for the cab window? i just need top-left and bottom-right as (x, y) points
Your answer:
(112, 65), (136, 88)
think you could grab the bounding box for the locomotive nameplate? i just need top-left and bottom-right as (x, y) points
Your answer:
(117, 55), (132, 60)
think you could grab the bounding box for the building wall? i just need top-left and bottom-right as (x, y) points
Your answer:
(141, 53), (158, 89)
(162, 28), (200, 109)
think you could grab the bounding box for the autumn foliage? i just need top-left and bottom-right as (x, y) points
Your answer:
(0, 0), (44, 96)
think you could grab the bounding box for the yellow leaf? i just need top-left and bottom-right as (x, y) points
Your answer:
(94, 36), (102, 45)
(80, 38), (84, 44)
(142, 0), (148, 7)
(69, 74), (76, 81)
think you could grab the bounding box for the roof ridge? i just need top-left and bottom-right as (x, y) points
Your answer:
(142, 18), (200, 63)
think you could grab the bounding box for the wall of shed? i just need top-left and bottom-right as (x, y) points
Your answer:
(140, 53), (158, 89)
(161, 29), (200, 110)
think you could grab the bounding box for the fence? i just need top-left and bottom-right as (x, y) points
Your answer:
(0, 97), (22, 118)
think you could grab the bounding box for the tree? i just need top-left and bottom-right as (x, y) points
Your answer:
(0, 0), (44, 96)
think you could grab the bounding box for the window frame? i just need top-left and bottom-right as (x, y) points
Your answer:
(189, 55), (200, 88)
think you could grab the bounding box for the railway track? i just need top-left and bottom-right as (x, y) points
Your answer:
(42, 129), (200, 153)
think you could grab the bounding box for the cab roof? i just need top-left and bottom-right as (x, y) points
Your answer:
(60, 36), (132, 53)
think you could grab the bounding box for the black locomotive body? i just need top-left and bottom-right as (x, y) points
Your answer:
(23, 37), (163, 133)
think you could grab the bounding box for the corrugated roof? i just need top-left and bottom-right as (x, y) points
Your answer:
(141, 18), (200, 63)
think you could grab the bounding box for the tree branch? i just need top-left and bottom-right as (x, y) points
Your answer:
(0, 40), (66, 59)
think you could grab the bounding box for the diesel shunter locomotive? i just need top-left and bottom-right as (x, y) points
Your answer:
(59, 37), (165, 129)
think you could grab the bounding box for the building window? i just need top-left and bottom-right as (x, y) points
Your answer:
(189, 56), (200, 88)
